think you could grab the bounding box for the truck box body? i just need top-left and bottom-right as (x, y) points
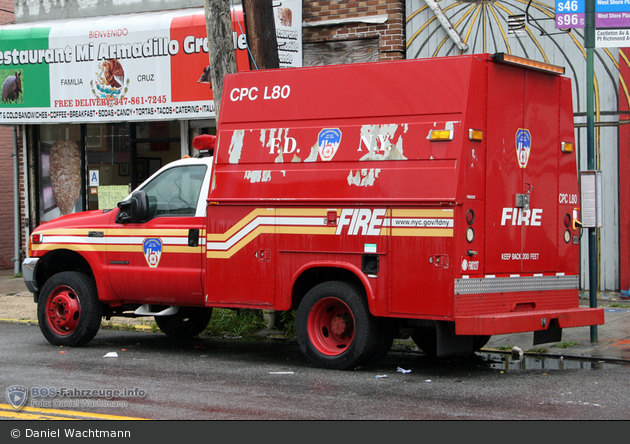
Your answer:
(23, 53), (604, 369)
(208, 53), (601, 334)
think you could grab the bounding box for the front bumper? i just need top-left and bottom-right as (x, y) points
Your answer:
(22, 257), (39, 293)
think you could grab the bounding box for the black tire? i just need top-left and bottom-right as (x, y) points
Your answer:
(155, 307), (213, 339)
(411, 327), (437, 357)
(37, 271), (102, 347)
(296, 281), (393, 370)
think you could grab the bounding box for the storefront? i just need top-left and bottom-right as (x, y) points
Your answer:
(0, 4), (303, 228)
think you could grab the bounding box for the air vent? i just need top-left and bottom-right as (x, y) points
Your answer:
(508, 14), (526, 35)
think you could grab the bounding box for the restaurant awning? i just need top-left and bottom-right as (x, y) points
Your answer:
(0, 7), (250, 124)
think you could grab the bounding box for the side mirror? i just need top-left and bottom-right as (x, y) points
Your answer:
(116, 190), (149, 224)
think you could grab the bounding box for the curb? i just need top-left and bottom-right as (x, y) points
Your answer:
(0, 317), (154, 333)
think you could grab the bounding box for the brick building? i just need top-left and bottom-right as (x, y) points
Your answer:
(302, 0), (404, 64)
(0, 0), (15, 271)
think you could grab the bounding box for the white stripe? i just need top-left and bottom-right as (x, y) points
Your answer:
(45, 235), (191, 246)
(206, 216), (327, 251)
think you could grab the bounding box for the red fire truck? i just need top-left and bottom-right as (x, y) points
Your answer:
(23, 53), (604, 369)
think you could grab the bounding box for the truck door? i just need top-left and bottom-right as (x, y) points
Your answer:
(485, 66), (559, 274)
(107, 163), (208, 305)
(204, 206), (276, 307)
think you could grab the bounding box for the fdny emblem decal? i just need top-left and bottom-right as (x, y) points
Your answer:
(6, 385), (28, 411)
(143, 237), (162, 268)
(516, 128), (531, 168)
(318, 128), (342, 161)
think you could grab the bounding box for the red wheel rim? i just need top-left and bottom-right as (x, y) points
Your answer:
(307, 297), (355, 356)
(45, 285), (81, 336)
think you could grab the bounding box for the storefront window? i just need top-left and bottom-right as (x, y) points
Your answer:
(134, 121), (182, 183)
(85, 121), (181, 211)
(36, 120), (184, 224)
(86, 123), (131, 211)
(38, 124), (83, 222)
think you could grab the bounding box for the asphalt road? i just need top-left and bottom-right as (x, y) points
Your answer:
(1, 322), (630, 421)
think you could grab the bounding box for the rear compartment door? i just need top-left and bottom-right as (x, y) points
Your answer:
(485, 65), (559, 274)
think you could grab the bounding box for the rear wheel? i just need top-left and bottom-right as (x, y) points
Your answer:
(37, 271), (102, 347)
(155, 307), (213, 339)
(296, 281), (393, 370)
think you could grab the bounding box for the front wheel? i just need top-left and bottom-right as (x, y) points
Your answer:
(296, 281), (393, 370)
(38, 271), (102, 347)
(155, 307), (213, 339)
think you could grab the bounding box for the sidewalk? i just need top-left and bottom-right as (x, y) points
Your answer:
(1, 269), (629, 362)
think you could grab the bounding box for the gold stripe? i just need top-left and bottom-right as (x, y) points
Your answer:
(207, 226), (274, 258)
(105, 228), (194, 236)
(36, 228), (95, 235)
(276, 208), (335, 216)
(106, 245), (140, 253)
(37, 228), (199, 237)
(207, 208), (274, 241)
(164, 246), (204, 253)
(33, 244), (203, 254)
(31, 244), (107, 252)
(276, 226), (337, 235)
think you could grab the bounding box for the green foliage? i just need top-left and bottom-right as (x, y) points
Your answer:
(205, 308), (267, 337)
(101, 321), (136, 331)
(278, 310), (296, 338)
(526, 347), (549, 354)
(554, 340), (579, 349)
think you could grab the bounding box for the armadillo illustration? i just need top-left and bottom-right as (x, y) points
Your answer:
(2, 72), (22, 102)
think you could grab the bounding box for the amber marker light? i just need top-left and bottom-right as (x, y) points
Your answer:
(492, 52), (565, 75)
(429, 129), (453, 141)
(28, 233), (42, 257)
(468, 129), (483, 141)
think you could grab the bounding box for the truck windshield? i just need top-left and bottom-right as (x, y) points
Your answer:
(141, 164), (207, 217)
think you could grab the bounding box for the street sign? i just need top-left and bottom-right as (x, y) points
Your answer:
(556, 0), (585, 29)
(595, 28), (630, 47)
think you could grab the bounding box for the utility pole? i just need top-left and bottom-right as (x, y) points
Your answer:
(585, 0), (598, 343)
(242, 0), (280, 70)
(241, 0), (280, 330)
(204, 0), (238, 123)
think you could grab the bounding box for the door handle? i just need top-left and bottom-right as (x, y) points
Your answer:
(188, 229), (199, 247)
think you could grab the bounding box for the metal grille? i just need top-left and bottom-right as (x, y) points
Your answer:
(454, 275), (579, 295)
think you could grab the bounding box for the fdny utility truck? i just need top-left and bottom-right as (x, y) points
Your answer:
(23, 53), (604, 369)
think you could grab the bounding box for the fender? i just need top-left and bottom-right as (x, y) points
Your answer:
(37, 247), (119, 304)
(287, 260), (383, 316)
